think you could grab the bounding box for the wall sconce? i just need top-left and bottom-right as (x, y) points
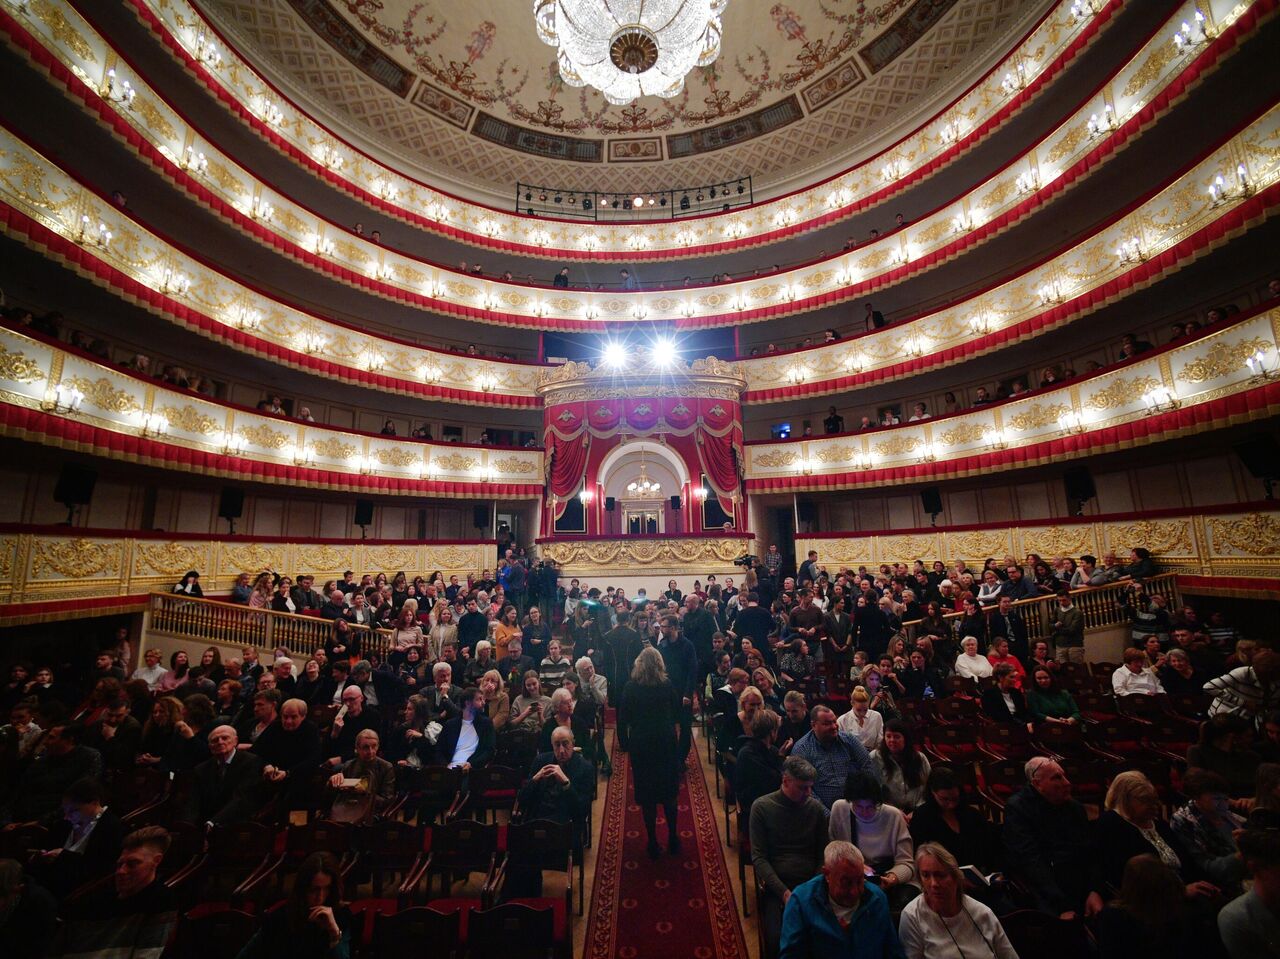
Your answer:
(1070, 0), (1101, 23)
(181, 146), (208, 175)
(952, 213), (973, 234)
(1058, 410), (1085, 434)
(580, 234), (600, 251)
(787, 365), (808, 385)
(476, 373), (498, 392)
(160, 268), (190, 297)
(42, 383), (84, 413)
(371, 262), (394, 282)
(140, 412), (169, 438)
(1209, 164), (1252, 205)
(102, 69), (136, 107)
(362, 351), (386, 372)
(578, 488), (594, 504)
(233, 306), (261, 331)
(880, 159), (906, 183)
(675, 230), (695, 247)
(1141, 386), (1180, 412)
(479, 465), (497, 483)
(76, 216), (112, 248)
(421, 364), (443, 384)
(1037, 279), (1067, 306)
(723, 222), (746, 240)
(844, 353), (865, 374)
(1172, 9), (1214, 54)
(694, 486), (709, 502)
(584, 304), (600, 320)
(628, 233), (649, 250)
(193, 31), (221, 69)
(312, 234), (335, 257)
(290, 444), (315, 466)
(299, 331), (328, 354)
(939, 119), (966, 145)
(798, 458), (814, 476)
(357, 455), (373, 475)
(259, 97), (284, 127)
(478, 219), (500, 238)
(481, 292), (500, 311)
(1245, 349), (1278, 381)
(680, 301), (696, 319)
(248, 197), (274, 222)
(905, 336), (927, 357)
(1000, 60), (1028, 96)
(919, 444), (938, 464)
(968, 313), (991, 335)
(1116, 237), (1145, 264)
(419, 461), (438, 480)
(1014, 169), (1039, 195)
(631, 303), (649, 321)
(1087, 104), (1116, 138)
(5, 0), (31, 15)
(313, 143), (344, 171)
(220, 430), (245, 455)
(988, 429), (1009, 451)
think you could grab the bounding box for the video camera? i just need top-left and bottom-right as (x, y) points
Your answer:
(733, 553), (758, 568)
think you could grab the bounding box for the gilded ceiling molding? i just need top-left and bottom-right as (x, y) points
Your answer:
(121, 0), (1124, 259)
(11, 0), (1262, 337)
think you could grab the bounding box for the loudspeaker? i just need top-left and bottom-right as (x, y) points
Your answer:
(217, 487), (245, 521)
(920, 487), (943, 515)
(1234, 435), (1280, 478)
(669, 495), (682, 511)
(1063, 466), (1097, 503)
(473, 505), (489, 529)
(796, 501), (817, 523)
(354, 499), (375, 527)
(604, 496), (616, 512)
(54, 465), (97, 506)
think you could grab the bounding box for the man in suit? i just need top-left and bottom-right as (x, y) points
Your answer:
(496, 638), (536, 690)
(981, 665), (1034, 730)
(290, 575), (322, 612)
(319, 589), (349, 621)
(824, 598), (854, 677)
(600, 610), (643, 703)
(27, 777), (125, 899)
(185, 725), (265, 826)
(988, 595), (1030, 663)
(436, 687), (495, 771)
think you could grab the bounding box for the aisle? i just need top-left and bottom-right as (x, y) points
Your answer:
(583, 739), (748, 959)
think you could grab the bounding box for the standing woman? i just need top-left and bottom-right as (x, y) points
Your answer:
(618, 647), (683, 860)
(493, 605), (521, 660)
(664, 580), (683, 604)
(426, 604), (457, 662)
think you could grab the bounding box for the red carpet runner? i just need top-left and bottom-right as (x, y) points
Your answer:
(585, 740), (748, 958)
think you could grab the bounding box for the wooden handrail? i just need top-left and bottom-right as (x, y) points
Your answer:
(899, 573), (1181, 645)
(145, 592), (394, 662)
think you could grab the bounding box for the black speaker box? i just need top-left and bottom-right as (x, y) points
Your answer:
(670, 495), (682, 511)
(1063, 466), (1097, 503)
(920, 487), (943, 515)
(604, 496), (616, 512)
(54, 465), (97, 506)
(473, 505), (489, 529)
(217, 487), (245, 521)
(354, 499), (375, 527)
(1234, 435), (1280, 478)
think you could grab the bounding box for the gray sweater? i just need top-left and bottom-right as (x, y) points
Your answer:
(749, 789), (829, 901)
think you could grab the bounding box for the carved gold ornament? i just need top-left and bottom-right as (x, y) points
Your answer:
(296, 546), (351, 571)
(364, 547), (417, 572)
(937, 422), (988, 446)
(1123, 41), (1177, 99)
(427, 547), (481, 570)
(0, 538), (17, 578)
(132, 97), (177, 143)
(220, 545), (285, 574)
(816, 446), (856, 463)
(435, 453), (479, 471)
(32, 0), (97, 64)
(374, 447), (418, 468)
(949, 531), (1012, 558)
(874, 435), (923, 458)
(755, 449), (800, 469)
(65, 376), (140, 414)
(1085, 375), (1161, 411)
(541, 538), (749, 569)
(158, 405), (220, 435)
(237, 424), (291, 449)
(1006, 403), (1069, 432)
(133, 542), (206, 577)
(492, 457), (537, 474)
(1209, 513), (1280, 556)
(1176, 338), (1272, 384)
(0, 343), (45, 384)
(1022, 526), (1095, 557)
(881, 536), (938, 561)
(312, 437), (357, 459)
(31, 538), (121, 579)
(1106, 520), (1193, 557)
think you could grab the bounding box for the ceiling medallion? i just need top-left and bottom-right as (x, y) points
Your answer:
(534, 0), (728, 105)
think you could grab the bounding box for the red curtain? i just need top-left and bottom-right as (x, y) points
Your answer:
(548, 433), (590, 499)
(697, 430), (742, 513)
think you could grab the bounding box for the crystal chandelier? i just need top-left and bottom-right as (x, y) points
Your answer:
(533, 0), (728, 105)
(627, 449), (662, 496)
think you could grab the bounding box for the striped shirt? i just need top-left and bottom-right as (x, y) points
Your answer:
(1204, 666), (1280, 728)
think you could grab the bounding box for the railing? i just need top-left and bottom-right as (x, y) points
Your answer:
(145, 592), (393, 663)
(901, 573), (1182, 647)
(516, 177), (753, 221)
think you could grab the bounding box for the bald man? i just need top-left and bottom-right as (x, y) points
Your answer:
(184, 724), (266, 827)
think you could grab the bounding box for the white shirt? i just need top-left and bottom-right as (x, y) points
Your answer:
(837, 707), (883, 752)
(449, 717), (479, 768)
(1113, 665), (1164, 697)
(955, 653), (994, 680)
(899, 895), (1020, 959)
(131, 663), (167, 691)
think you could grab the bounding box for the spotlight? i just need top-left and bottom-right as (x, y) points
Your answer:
(524, 191), (532, 201)
(659, 196), (667, 207)
(539, 193), (547, 202)
(611, 198), (620, 209)
(583, 197), (592, 211)
(680, 194), (690, 210)
(710, 188), (717, 198)
(602, 341), (628, 369)
(647, 197), (656, 206)
(554, 194), (563, 204)
(737, 181), (745, 195)
(696, 193), (704, 202)
(633, 196), (644, 209)
(568, 195), (576, 206)
(652, 337), (677, 367)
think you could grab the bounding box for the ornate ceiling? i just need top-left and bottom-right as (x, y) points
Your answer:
(203, 0), (1041, 197)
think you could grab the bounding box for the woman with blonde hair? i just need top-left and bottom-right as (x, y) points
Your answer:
(838, 686), (883, 751)
(248, 571), (274, 609)
(898, 842), (1019, 958)
(619, 646), (683, 859)
(1095, 770), (1218, 898)
(479, 668), (511, 731)
(426, 602), (456, 661)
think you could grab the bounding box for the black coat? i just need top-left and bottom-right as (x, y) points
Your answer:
(618, 681), (681, 805)
(184, 751), (266, 825)
(981, 687), (1032, 725)
(435, 713), (495, 768)
(1092, 810), (1201, 892)
(733, 738), (783, 817)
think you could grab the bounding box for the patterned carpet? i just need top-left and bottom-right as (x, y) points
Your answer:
(584, 739), (748, 959)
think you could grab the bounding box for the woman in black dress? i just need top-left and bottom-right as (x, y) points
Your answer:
(618, 646), (682, 859)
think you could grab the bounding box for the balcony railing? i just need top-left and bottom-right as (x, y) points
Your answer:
(516, 178), (753, 221)
(145, 592), (393, 663)
(901, 573), (1182, 646)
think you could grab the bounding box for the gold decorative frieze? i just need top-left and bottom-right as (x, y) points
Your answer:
(1208, 512), (1280, 556)
(937, 423), (988, 446)
(374, 447), (418, 468)
(948, 531), (1013, 559)
(435, 453), (479, 471)
(1176, 338), (1271, 384)
(1105, 520), (1195, 557)
(755, 449), (801, 469)
(874, 436), (923, 458)
(30, 537), (121, 579)
(65, 376), (140, 414)
(132, 542), (208, 577)
(541, 537), (751, 571)
(312, 438), (357, 459)
(238, 423), (291, 449)
(158, 405), (220, 435)
(492, 456), (538, 474)
(1084, 375), (1160, 411)
(0, 344), (45, 384)
(1005, 403), (1070, 432)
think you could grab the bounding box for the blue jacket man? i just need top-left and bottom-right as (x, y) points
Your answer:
(780, 840), (905, 959)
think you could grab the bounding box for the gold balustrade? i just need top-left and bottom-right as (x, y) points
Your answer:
(145, 592), (392, 663)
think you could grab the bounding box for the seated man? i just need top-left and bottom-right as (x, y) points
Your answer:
(326, 729), (395, 822)
(252, 698), (322, 807)
(1003, 756), (1104, 918)
(53, 826), (178, 959)
(1219, 826), (1280, 959)
(27, 777), (124, 899)
(518, 726), (593, 837)
(790, 705), (879, 809)
(780, 840), (904, 959)
(751, 757), (831, 951)
(6, 723), (102, 823)
(183, 725), (265, 827)
(981, 664), (1034, 730)
(436, 687), (494, 771)
(426, 662), (463, 724)
(496, 639), (536, 689)
(83, 698), (142, 773)
(326, 686), (380, 768)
